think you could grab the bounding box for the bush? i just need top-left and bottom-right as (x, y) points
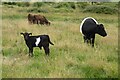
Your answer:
(54, 3), (69, 8)
(69, 2), (76, 9)
(54, 2), (76, 9)
(3, 2), (17, 5)
(33, 2), (43, 7)
(83, 5), (118, 14)
(77, 2), (88, 9)
(54, 8), (74, 13)
(27, 8), (48, 13)
(17, 2), (30, 7)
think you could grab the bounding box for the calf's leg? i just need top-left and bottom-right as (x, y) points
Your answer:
(39, 46), (42, 50)
(43, 46), (50, 56)
(29, 47), (33, 57)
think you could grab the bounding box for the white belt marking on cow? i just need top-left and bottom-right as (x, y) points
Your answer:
(80, 17), (98, 35)
(35, 37), (41, 46)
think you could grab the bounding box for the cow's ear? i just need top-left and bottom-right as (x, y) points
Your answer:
(99, 24), (104, 27)
(29, 33), (32, 35)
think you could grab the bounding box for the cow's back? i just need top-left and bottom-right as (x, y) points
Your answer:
(82, 18), (97, 35)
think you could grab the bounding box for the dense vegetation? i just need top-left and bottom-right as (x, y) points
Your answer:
(2, 2), (119, 14)
(2, 2), (118, 78)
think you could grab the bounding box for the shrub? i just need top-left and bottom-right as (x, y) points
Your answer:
(7, 5), (14, 8)
(33, 2), (43, 7)
(27, 8), (48, 13)
(17, 2), (30, 7)
(54, 8), (74, 13)
(54, 2), (76, 9)
(69, 2), (76, 9)
(54, 3), (69, 8)
(77, 2), (88, 9)
(3, 2), (17, 5)
(83, 5), (118, 14)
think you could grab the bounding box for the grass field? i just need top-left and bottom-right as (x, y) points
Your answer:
(2, 2), (118, 78)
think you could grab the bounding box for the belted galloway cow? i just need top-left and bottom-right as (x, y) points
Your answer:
(80, 17), (107, 47)
(34, 14), (50, 25)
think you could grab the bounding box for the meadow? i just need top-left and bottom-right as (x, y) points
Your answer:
(2, 2), (118, 78)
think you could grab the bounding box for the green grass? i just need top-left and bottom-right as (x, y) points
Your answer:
(2, 2), (118, 78)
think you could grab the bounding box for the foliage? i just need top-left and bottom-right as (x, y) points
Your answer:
(76, 2), (88, 9)
(69, 2), (76, 9)
(54, 2), (76, 9)
(3, 2), (17, 5)
(17, 2), (30, 7)
(83, 5), (118, 14)
(33, 2), (44, 7)
(27, 8), (48, 13)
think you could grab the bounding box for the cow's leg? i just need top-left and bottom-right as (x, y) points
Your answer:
(33, 19), (36, 24)
(83, 36), (86, 43)
(36, 20), (39, 24)
(29, 47), (33, 57)
(86, 38), (89, 44)
(29, 20), (33, 24)
(88, 36), (92, 44)
(40, 21), (44, 26)
(37, 20), (39, 25)
(91, 35), (95, 47)
(28, 20), (31, 24)
(90, 38), (92, 45)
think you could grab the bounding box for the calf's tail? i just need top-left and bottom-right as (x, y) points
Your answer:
(49, 41), (54, 45)
(47, 36), (54, 45)
(47, 35), (54, 45)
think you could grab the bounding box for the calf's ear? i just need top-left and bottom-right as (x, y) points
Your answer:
(20, 33), (24, 36)
(29, 33), (32, 35)
(20, 33), (23, 35)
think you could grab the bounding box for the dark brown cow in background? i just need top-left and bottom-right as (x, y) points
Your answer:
(28, 14), (36, 24)
(34, 14), (50, 26)
(28, 13), (50, 25)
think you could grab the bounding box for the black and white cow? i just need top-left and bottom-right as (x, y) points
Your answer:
(20, 32), (54, 56)
(80, 17), (107, 47)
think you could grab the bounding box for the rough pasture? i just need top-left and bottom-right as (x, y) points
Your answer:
(2, 2), (118, 78)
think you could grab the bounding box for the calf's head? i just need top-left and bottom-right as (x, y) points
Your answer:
(20, 32), (32, 40)
(96, 24), (107, 37)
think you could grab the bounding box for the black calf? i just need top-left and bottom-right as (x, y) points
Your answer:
(80, 17), (107, 47)
(20, 32), (54, 56)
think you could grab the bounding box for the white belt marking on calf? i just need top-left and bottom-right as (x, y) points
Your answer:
(80, 17), (98, 35)
(35, 37), (41, 46)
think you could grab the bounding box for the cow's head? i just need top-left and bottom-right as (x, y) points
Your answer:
(96, 24), (107, 37)
(20, 32), (32, 40)
(46, 21), (50, 26)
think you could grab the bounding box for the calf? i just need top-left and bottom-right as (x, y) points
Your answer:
(80, 17), (107, 47)
(20, 32), (54, 56)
